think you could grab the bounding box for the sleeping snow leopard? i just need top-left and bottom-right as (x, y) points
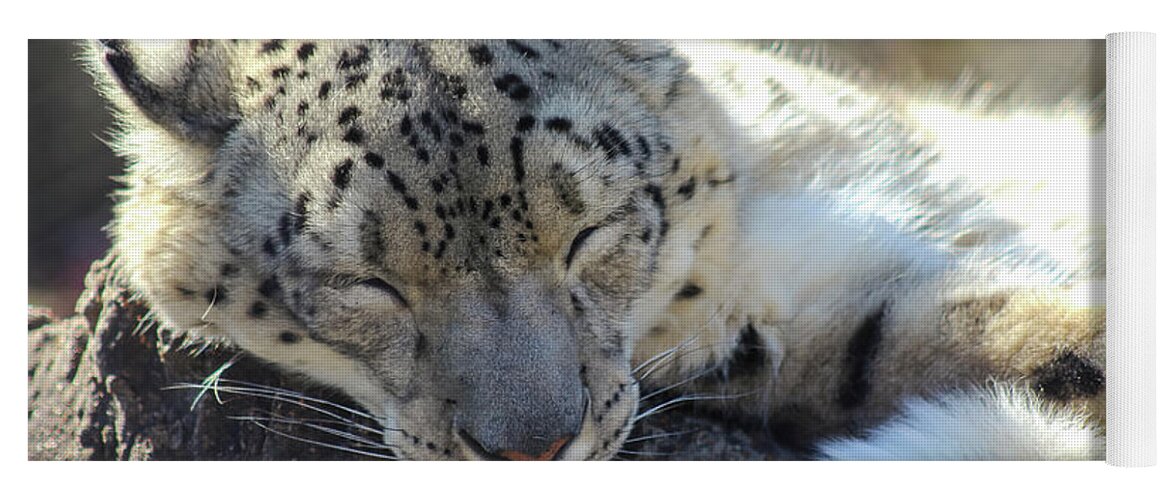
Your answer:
(85, 39), (1105, 460)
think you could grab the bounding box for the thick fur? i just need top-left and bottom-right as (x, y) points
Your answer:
(815, 383), (1103, 460)
(86, 39), (1104, 460)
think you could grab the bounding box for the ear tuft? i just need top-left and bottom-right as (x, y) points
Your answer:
(92, 39), (240, 143)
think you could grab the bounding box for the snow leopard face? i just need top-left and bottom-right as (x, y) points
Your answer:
(90, 39), (689, 460)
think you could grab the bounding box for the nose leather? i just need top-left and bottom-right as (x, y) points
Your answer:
(496, 435), (573, 461)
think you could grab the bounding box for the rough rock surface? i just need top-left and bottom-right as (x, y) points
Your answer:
(28, 255), (791, 460)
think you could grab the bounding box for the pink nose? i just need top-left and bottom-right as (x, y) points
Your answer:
(497, 436), (572, 461)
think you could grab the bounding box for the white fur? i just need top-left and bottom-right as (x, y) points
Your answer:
(815, 383), (1104, 460)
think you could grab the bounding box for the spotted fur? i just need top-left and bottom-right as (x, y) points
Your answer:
(87, 39), (1104, 460)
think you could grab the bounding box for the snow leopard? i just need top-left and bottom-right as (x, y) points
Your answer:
(84, 39), (1105, 460)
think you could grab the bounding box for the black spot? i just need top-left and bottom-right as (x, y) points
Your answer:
(262, 238), (277, 256)
(643, 184), (665, 210)
(337, 106), (361, 126)
(344, 72), (367, 90)
(386, 170), (407, 193)
(219, 263), (239, 277)
(594, 124), (632, 159)
(317, 81), (332, 100)
(636, 135), (651, 158)
(430, 179), (445, 193)
(449, 132), (465, 147)
(1032, 351), (1105, 401)
(515, 115), (536, 133)
(296, 42), (316, 61)
(839, 306), (885, 409)
(416, 148), (431, 164)
(258, 277), (281, 298)
(271, 66), (290, 79)
(413, 220), (427, 235)
(293, 193), (311, 233)
(204, 285), (229, 304)
(468, 44), (494, 65)
(332, 159), (353, 190)
(439, 73), (467, 100)
(260, 40), (284, 53)
(462, 121), (485, 135)
(506, 40), (541, 59)
(249, 301), (268, 319)
(473, 145), (490, 166)
(337, 44), (370, 70)
(420, 111), (441, 139)
(343, 127), (364, 144)
(245, 76), (262, 92)
(296, 101), (309, 116)
(297, 70), (309, 79)
(510, 137), (525, 182)
(545, 117), (573, 132)
(499, 194), (512, 207)
(279, 331), (300, 344)
(359, 211), (386, 266)
(677, 176), (696, 200)
(493, 74), (531, 100)
(363, 152), (385, 168)
(404, 197), (419, 211)
(444, 223), (455, 240)
(278, 214), (293, 244)
(675, 282), (702, 299)
(570, 293), (584, 314)
(395, 115), (412, 136)
(671, 158), (681, 173)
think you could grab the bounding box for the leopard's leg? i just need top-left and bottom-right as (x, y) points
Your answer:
(809, 278), (1104, 460)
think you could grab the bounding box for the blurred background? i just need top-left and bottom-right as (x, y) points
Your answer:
(27, 39), (1104, 316)
(29, 40), (119, 314)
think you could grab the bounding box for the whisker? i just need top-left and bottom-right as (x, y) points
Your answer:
(634, 391), (757, 422)
(210, 378), (382, 422)
(615, 449), (672, 457)
(241, 412), (394, 451)
(635, 293), (741, 382)
(165, 383), (397, 434)
(632, 334), (700, 375)
(188, 354), (243, 410)
(623, 429), (698, 444)
(639, 358), (723, 400)
(173, 378), (378, 422)
(229, 417), (398, 460)
(637, 344), (715, 382)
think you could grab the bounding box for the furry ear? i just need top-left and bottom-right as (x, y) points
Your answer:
(90, 39), (240, 143)
(602, 40), (689, 111)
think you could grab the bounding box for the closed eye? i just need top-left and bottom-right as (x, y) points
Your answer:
(358, 278), (409, 306)
(565, 226), (598, 267)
